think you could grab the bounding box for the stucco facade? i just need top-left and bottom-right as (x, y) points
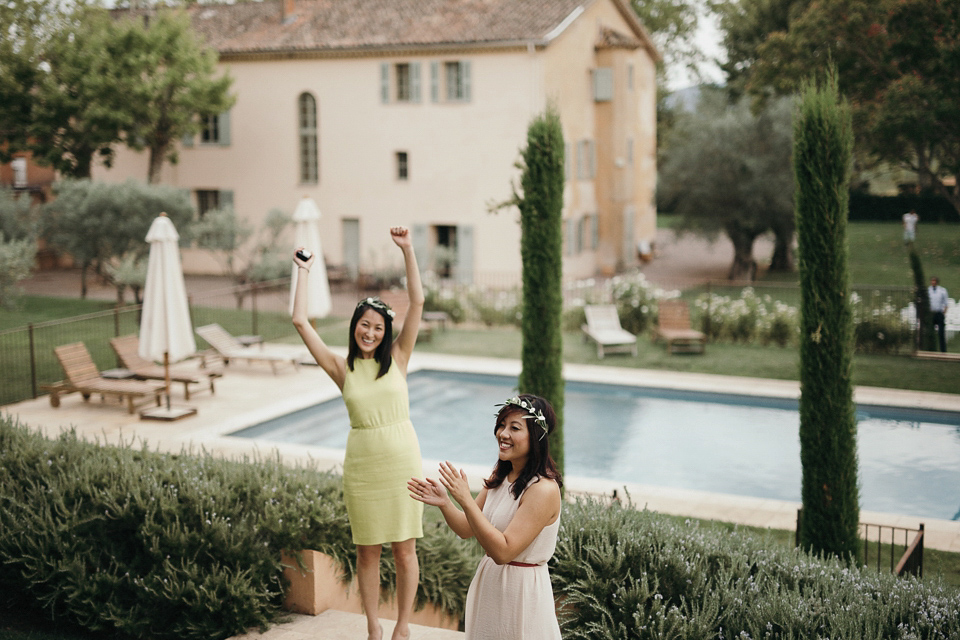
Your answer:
(93, 0), (658, 281)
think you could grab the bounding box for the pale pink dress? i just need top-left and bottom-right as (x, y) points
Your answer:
(464, 477), (562, 640)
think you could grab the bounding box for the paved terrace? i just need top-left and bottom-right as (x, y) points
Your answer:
(3, 348), (959, 638)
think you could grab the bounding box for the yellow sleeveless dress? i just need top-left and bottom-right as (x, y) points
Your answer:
(341, 357), (424, 545)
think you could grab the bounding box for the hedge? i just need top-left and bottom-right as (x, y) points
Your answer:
(0, 415), (476, 640)
(553, 497), (960, 639)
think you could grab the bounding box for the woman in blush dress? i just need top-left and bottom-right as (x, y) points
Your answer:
(409, 394), (563, 640)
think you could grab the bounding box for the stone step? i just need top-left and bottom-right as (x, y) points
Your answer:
(231, 610), (464, 639)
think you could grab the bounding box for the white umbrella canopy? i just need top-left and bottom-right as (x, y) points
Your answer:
(289, 196), (332, 319)
(139, 214), (196, 365)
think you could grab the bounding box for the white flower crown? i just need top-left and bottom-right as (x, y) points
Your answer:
(496, 396), (549, 440)
(358, 297), (396, 318)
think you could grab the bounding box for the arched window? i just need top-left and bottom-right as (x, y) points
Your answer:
(298, 93), (318, 183)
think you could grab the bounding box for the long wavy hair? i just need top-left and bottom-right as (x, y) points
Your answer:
(484, 394), (563, 499)
(346, 301), (393, 379)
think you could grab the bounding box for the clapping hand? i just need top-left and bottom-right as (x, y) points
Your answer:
(408, 476), (448, 507)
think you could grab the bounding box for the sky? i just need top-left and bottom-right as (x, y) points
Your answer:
(664, 4), (726, 91)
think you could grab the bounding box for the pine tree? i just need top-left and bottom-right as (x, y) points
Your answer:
(515, 107), (566, 474)
(793, 70), (859, 558)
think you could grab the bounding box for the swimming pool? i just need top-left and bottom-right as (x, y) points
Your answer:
(230, 370), (960, 521)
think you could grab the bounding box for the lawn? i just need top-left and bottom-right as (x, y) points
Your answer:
(761, 221), (960, 288)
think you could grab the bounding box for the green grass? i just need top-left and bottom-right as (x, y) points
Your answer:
(763, 221), (960, 287)
(0, 296), (116, 331)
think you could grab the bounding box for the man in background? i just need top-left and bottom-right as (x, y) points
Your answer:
(928, 276), (949, 352)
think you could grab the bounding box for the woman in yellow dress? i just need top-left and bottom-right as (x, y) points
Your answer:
(293, 226), (424, 640)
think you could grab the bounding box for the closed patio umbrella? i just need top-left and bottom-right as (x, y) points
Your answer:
(289, 196), (332, 319)
(139, 213), (197, 420)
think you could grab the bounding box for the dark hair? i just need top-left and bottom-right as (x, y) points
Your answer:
(346, 301), (393, 379)
(484, 394), (563, 499)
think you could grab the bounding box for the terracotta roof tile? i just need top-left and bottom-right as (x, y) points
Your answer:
(181, 0), (592, 54)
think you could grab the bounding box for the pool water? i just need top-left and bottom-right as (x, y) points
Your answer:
(231, 370), (960, 521)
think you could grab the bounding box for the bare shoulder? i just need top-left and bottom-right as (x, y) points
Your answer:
(522, 477), (561, 507)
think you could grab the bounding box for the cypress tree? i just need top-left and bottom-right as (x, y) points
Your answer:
(909, 249), (935, 351)
(515, 107), (566, 474)
(793, 71), (859, 558)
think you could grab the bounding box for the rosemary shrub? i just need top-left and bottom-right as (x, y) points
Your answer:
(0, 416), (475, 639)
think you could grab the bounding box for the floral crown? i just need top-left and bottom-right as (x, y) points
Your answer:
(358, 297), (396, 319)
(496, 396), (549, 440)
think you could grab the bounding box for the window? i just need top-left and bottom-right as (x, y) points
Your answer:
(430, 60), (471, 102)
(396, 151), (408, 180)
(196, 190), (220, 216)
(628, 64), (634, 91)
(432, 225), (457, 277)
(299, 93), (318, 184)
(201, 115), (219, 143)
(396, 63), (411, 101)
(445, 61), (467, 101)
(576, 140), (596, 180)
(381, 62), (421, 103)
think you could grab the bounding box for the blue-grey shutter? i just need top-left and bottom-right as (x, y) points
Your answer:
(566, 218), (575, 255)
(411, 62), (421, 102)
(593, 68), (614, 101)
(463, 61), (471, 102)
(412, 224), (428, 268)
(591, 214), (599, 250)
(220, 189), (234, 212)
(182, 131), (194, 147)
(430, 61), (439, 102)
(380, 63), (389, 103)
(218, 110), (231, 146)
(456, 224), (473, 284)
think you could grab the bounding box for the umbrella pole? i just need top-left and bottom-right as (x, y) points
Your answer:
(164, 351), (171, 410)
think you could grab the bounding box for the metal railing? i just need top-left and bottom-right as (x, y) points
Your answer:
(795, 509), (924, 577)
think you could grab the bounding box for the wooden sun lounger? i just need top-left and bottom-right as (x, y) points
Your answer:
(652, 299), (706, 354)
(45, 342), (165, 414)
(195, 323), (302, 374)
(110, 334), (223, 400)
(581, 305), (637, 358)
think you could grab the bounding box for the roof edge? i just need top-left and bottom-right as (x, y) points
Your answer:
(543, 5), (585, 43)
(608, 0), (661, 62)
(218, 39), (546, 61)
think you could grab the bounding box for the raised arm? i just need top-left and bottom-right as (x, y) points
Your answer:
(390, 227), (424, 369)
(292, 249), (346, 389)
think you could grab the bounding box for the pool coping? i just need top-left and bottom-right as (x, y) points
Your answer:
(4, 347), (959, 553)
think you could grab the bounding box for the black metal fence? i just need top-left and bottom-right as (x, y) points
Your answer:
(0, 276), (922, 407)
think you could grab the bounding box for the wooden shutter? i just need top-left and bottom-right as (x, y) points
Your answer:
(456, 225), (474, 284)
(218, 110), (231, 146)
(411, 62), (421, 102)
(380, 63), (389, 103)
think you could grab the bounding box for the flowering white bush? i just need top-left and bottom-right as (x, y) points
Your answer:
(851, 291), (913, 353)
(696, 288), (800, 346)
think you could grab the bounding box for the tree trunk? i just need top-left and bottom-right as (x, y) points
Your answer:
(725, 226), (759, 281)
(769, 229), (794, 272)
(80, 262), (89, 299)
(147, 143), (166, 184)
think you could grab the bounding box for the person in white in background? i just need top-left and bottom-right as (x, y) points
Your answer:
(928, 276), (949, 352)
(903, 209), (919, 243)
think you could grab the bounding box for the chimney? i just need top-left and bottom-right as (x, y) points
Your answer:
(281, 0), (296, 23)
